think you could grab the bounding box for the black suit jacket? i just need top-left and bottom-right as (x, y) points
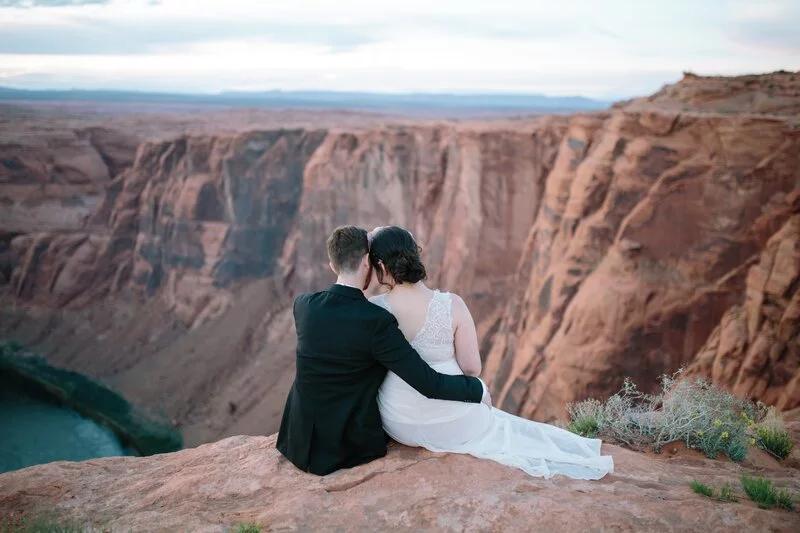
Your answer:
(276, 284), (483, 475)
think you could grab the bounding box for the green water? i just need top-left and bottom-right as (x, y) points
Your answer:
(0, 374), (133, 474)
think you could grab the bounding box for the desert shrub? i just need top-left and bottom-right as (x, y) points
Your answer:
(753, 407), (795, 459)
(566, 370), (762, 461)
(565, 399), (602, 437)
(741, 475), (794, 510)
(757, 428), (794, 459)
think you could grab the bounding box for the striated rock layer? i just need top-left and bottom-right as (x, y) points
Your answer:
(0, 125), (139, 234)
(1, 424), (800, 533)
(1, 72), (799, 442)
(684, 215), (800, 410)
(482, 74), (800, 422)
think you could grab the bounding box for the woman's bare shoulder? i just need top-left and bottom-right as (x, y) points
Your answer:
(446, 292), (473, 320)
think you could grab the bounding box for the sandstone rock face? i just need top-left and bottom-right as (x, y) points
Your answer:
(2, 73), (799, 444)
(483, 76), (800, 422)
(621, 70), (800, 118)
(685, 215), (800, 410)
(0, 125), (139, 234)
(8, 120), (566, 330)
(1, 428), (799, 533)
(1, 117), (567, 444)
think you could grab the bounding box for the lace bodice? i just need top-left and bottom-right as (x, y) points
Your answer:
(370, 290), (455, 364)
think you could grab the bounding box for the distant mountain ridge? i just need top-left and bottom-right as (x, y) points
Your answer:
(0, 86), (610, 112)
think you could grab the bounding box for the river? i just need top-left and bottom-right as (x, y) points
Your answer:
(0, 374), (133, 474)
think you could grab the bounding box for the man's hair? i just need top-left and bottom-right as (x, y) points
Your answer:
(327, 225), (369, 274)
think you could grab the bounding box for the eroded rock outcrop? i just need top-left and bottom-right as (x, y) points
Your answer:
(685, 215), (800, 409)
(0, 125), (139, 234)
(483, 74), (800, 422)
(1, 426), (800, 533)
(8, 119), (566, 329)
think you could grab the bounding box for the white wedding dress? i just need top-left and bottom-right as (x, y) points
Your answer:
(370, 290), (614, 480)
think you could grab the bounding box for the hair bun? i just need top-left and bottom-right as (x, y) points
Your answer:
(368, 226), (427, 285)
(387, 248), (426, 284)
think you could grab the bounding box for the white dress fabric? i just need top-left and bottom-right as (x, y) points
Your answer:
(371, 290), (614, 480)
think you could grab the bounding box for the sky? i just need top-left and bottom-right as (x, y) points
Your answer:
(0, 0), (798, 100)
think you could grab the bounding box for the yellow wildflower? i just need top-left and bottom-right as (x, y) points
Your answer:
(721, 431), (729, 439)
(713, 419), (722, 427)
(696, 430), (704, 436)
(749, 438), (756, 446)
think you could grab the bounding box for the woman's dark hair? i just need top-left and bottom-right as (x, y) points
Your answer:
(369, 226), (427, 285)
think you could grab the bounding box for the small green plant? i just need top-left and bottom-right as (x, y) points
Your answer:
(690, 480), (714, 497)
(775, 490), (795, 511)
(689, 480), (738, 502)
(232, 523), (262, 533)
(718, 482), (738, 502)
(752, 409), (795, 460)
(567, 415), (599, 438)
(757, 427), (794, 459)
(741, 475), (794, 510)
(0, 514), (89, 532)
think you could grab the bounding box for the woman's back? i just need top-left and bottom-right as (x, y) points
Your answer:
(371, 287), (488, 437)
(370, 288), (456, 366)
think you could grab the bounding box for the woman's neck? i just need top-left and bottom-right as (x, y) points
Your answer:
(389, 281), (426, 293)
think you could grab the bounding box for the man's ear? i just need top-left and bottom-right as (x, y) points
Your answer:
(328, 262), (337, 275)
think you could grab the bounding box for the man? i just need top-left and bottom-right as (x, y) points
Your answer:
(277, 225), (490, 475)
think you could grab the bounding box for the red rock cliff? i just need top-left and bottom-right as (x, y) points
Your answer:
(1, 73), (798, 443)
(483, 72), (800, 421)
(1, 117), (567, 444)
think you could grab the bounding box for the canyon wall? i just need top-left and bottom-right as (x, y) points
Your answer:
(0, 125), (139, 235)
(1, 72), (798, 444)
(1, 116), (567, 445)
(483, 72), (800, 420)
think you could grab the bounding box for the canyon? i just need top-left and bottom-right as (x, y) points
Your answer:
(1, 71), (799, 450)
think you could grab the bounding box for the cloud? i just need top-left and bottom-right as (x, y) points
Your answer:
(0, 0), (796, 97)
(0, 0), (110, 6)
(726, 0), (800, 54)
(0, 9), (618, 56)
(0, 17), (381, 54)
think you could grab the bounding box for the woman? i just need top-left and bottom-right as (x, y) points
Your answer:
(367, 226), (613, 480)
